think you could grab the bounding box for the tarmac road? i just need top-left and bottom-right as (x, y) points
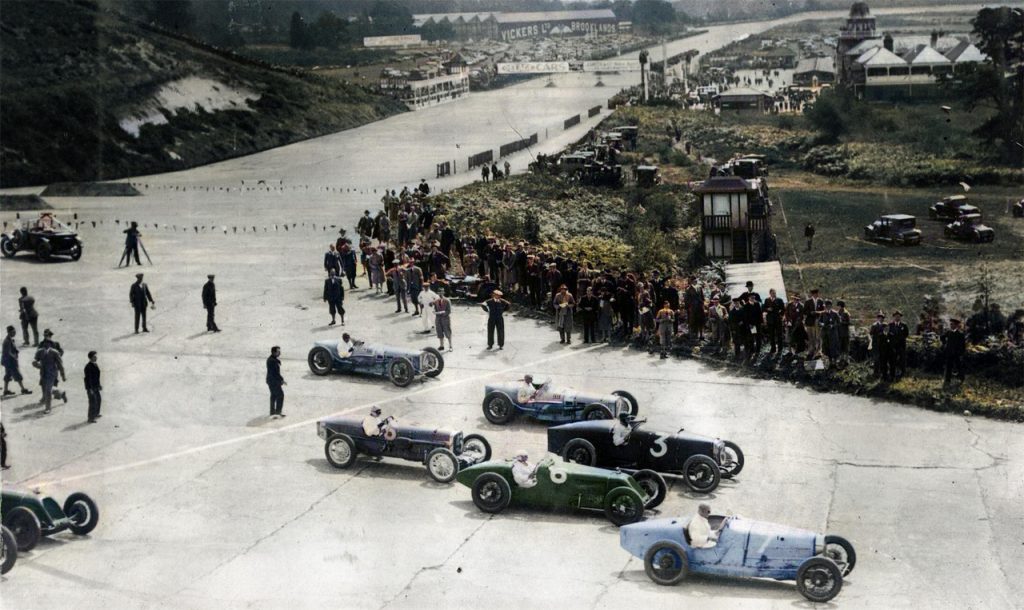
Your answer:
(0, 205), (1020, 609)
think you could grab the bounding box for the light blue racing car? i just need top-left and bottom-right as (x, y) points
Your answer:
(307, 340), (443, 387)
(620, 514), (855, 602)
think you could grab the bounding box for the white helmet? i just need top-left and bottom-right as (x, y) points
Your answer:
(514, 450), (528, 461)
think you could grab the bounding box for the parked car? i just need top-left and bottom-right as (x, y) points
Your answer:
(317, 416), (491, 483)
(307, 340), (443, 387)
(0, 213), (83, 261)
(863, 214), (922, 245)
(1, 488), (99, 551)
(456, 457), (665, 525)
(481, 377), (638, 425)
(929, 194), (978, 221)
(547, 419), (742, 495)
(944, 214), (995, 243)
(620, 514), (856, 602)
(1, 525), (16, 575)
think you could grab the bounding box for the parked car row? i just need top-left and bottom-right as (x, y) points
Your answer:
(865, 194), (1001, 246)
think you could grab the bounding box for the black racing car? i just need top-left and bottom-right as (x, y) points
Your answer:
(1, 214), (82, 261)
(547, 419), (743, 497)
(317, 416), (491, 483)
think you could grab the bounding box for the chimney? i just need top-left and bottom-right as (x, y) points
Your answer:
(930, 30), (938, 48)
(883, 33), (893, 52)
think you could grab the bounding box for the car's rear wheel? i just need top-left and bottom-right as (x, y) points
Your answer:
(0, 525), (16, 574)
(3, 507), (41, 552)
(307, 347), (332, 376)
(823, 535), (856, 576)
(644, 541), (689, 585)
(603, 486), (644, 526)
(64, 492), (99, 535)
(561, 438), (597, 466)
(611, 390), (639, 416)
(582, 403), (612, 420)
(482, 393), (515, 425)
(420, 347), (444, 378)
(426, 448), (459, 483)
(471, 473), (511, 514)
(719, 440), (744, 479)
(324, 434), (358, 468)
(69, 240), (83, 261)
(0, 237), (15, 258)
(632, 469), (667, 509)
(682, 455), (721, 493)
(388, 357), (415, 387)
(796, 557), (843, 603)
(35, 240), (52, 261)
(461, 434), (491, 462)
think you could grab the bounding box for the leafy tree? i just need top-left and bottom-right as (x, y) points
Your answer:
(312, 12), (350, 48)
(631, 0), (676, 34)
(803, 88), (847, 143)
(141, 0), (195, 33)
(289, 11), (313, 49)
(420, 20), (455, 42)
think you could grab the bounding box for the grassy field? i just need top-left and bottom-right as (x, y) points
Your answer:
(774, 182), (1024, 324)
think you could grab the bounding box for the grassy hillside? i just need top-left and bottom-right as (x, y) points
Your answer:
(0, 0), (406, 187)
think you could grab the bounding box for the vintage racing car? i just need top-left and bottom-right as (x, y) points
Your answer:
(1, 525), (16, 575)
(317, 416), (491, 483)
(1, 213), (83, 261)
(944, 213), (995, 243)
(456, 457), (666, 525)
(547, 419), (742, 495)
(1, 487), (99, 551)
(928, 194), (978, 221)
(863, 214), (921, 245)
(308, 339), (443, 387)
(481, 377), (639, 425)
(621, 514), (855, 602)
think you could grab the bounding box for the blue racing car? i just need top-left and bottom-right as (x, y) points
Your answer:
(481, 376), (639, 425)
(307, 339), (443, 386)
(620, 514), (856, 602)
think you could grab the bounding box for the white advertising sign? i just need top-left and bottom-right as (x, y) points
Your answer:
(582, 60), (641, 72)
(363, 35), (422, 48)
(496, 61), (570, 74)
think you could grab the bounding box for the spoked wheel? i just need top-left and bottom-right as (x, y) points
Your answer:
(307, 347), (332, 376)
(3, 507), (41, 552)
(561, 438), (597, 466)
(461, 434), (491, 462)
(796, 557), (843, 603)
(719, 441), (744, 479)
(632, 469), (667, 509)
(582, 403), (612, 420)
(1, 525), (17, 575)
(682, 455), (721, 493)
(644, 541), (689, 585)
(823, 535), (856, 576)
(420, 347), (444, 378)
(482, 393), (515, 425)
(603, 486), (644, 526)
(388, 357), (414, 387)
(0, 238), (16, 258)
(426, 448), (459, 483)
(64, 492), (100, 535)
(471, 473), (511, 513)
(324, 434), (357, 468)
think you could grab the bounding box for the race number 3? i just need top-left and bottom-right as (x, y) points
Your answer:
(650, 436), (668, 457)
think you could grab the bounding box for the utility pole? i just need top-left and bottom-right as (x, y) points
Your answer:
(639, 49), (649, 103)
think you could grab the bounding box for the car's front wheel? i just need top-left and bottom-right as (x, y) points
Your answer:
(324, 434), (358, 468)
(388, 357), (415, 387)
(823, 535), (856, 576)
(471, 473), (511, 514)
(644, 541), (689, 585)
(682, 455), (721, 493)
(719, 441), (744, 479)
(426, 448), (459, 483)
(69, 240), (83, 261)
(0, 237), (16, 258)
(582, 403), (612, 420)
(603, 486), (644, 526)
(64, 492), (99, 535)
(632, 469), (667, 509)
(796, 557), (843, 603)
(307, 347), (332, 376)
(420, 347), (444, 378)
(561, 438), (597, 466)
(482, 393), (515, 425)
(3, 507), (41, 552)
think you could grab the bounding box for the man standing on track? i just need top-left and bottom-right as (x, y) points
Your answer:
(266, 346), (285, 418)
(130, 273), (155, 333)
(202, 274), (220, 332)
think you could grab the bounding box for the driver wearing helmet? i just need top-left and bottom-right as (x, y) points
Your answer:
(511, 450), (539, 488)
(517, 374), (536, 403)
(362, 406), (384, 436)
(339, 333), (355, 359)
(612, 412), (632, 446)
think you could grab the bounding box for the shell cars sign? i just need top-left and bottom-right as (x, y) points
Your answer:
(496, 62), (570, 74)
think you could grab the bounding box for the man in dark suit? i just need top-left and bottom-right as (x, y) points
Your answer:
(869, 312), (887, 378)
(763, 288), (785, 355)
(324, 244), (341, 277)
(942, 318), (966, 384)
(481, 290), (511, 350)
(202, 275), (220, 332)
(84, 351), (101, 423)
(323, 269), (345, 326)
(742, 292), (763, 358)
(266, 346), (285, 418)
(888, 310), (909, 379)
(129, 273), (155, 333)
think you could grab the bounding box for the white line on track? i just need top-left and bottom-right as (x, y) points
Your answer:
(25, 343), (603, 488)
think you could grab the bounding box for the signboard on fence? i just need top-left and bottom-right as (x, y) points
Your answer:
(363, 35), (422, 48)
(496, 62), (570, 74)
(582, 60), (640, 72)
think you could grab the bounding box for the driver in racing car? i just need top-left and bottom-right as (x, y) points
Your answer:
(611, 412), (632, 446)
(688, 502), (727, 549)
(339, 333), (355, 359)
(518, 374), (536, 403)
(362, 406), (385, 436)
(511, 450), (539, 488)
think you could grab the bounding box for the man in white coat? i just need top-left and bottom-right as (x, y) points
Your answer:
(418, 283), (439, 333)
(511, 450), (538, 488)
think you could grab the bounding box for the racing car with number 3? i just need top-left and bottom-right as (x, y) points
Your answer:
(317, 416), (491, 483)
(621, 514), (856, 602)
(481, 376), (639, 425)
(308, 340), (444, 387)
(546, 418), (743, 495)
(456, 457), (666, 526)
